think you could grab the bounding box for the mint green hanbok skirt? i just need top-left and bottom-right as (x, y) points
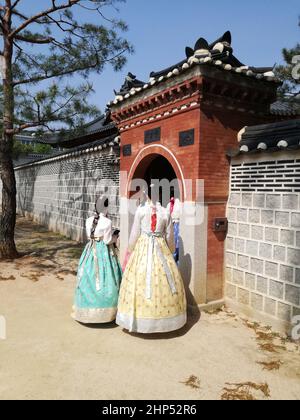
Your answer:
(73, 240), (122, 324)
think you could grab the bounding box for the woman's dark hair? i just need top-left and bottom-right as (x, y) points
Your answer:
(90, 197), (109, 239)
(95, 196), (109, 215)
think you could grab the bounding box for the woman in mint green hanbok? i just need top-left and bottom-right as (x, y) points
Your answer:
(72, 197), (122, 324)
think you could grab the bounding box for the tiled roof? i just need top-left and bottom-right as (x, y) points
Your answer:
(228, 119), (300, 156)
(270, 100), (300, 117)
(109, 31), (279, 107)
(25, 113), (117, 148)
(14, 135), (120, 169)
(14, 134), (38, 144)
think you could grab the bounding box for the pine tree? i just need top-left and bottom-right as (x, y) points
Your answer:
(0, 0), (132, 259)
(275, 18), (300, 101)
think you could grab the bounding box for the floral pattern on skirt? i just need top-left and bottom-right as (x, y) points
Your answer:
(117, 234), (187, 333)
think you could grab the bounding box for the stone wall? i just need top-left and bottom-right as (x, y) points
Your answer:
(0, 145), (120, 242)
(226, 151), (300, 330)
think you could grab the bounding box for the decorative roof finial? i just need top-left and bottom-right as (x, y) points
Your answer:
(114, 72), (145, 96)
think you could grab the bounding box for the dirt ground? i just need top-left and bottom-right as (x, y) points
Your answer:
(0, 217), (299, 400)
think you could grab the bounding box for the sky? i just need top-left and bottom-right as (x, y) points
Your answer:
(14, 0), (300, 114)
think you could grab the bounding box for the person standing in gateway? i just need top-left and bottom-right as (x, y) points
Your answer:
(117, 187), (187, 334)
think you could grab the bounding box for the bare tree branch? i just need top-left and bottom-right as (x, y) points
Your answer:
(11, 9), (29, 21)
(11, 1), (22, 10)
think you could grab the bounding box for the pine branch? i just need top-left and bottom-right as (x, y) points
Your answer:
(9, 80), (98, 135)
(3, 1), (131, 128)
(15, 34), (54, 44)
(13, 61), (98, 86)
(9, 0), (81, 39)
(13, 47), (128, 86)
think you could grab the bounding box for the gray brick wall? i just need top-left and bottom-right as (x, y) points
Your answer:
(0, 146), (120, 242)
(226, 154), (300, 326)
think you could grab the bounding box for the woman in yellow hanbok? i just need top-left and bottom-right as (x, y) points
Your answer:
(117, 199), (187, 334)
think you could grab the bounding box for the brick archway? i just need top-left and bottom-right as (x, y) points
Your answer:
(125, 144), (186, 201)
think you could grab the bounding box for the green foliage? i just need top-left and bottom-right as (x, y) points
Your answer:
(12, 141), (52, 159)
(12, 142), (34, 159)
(32, 143), (52, 154)
(275, 18), (300, 100)
(0, 0), (133, 135)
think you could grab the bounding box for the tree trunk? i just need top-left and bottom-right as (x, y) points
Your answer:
(0, 3), (18, 260)
(0, 152), (18, 259)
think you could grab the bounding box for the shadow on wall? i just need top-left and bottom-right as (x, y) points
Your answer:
(15, 150), (120, 243)
(17, 166), (37, 215)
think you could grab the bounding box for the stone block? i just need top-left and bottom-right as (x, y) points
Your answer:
(282, 194), (298, 210)
(226, 252), (237, 267)
(226, 268), (233, 282)
(296, 232), (300, 248)
(245, 273), (256, 290)
(251, 225), (264, 240)
(256, 276), (268, 294)
(265, 261), (279, 279)
(237, 208), (248, 222)
(264, 298), (277, 316)
(277, 302), (292, 321)
(232, 269), (244, 286)
(237, 255), (250, 270)
(280, 265), (294, 283)
(273, 246), (286, 263)
(235, 238), (245, 253)
(246, 240), (259, 257)
(251, 293), (263, 311)
(275, 212), (290, 228)
(229, 193), (241, 206)
(242, 193), (252, 207)
(285, 284), (300, 306)
(261, 210), (274, 225)
(226, 237), (234, 251)
(266, 195), (281, 209)
(249, 209), (260, 224)
(227, 207), (237, 222)
(291, 213), (300, 228)
(253, 194), (266, 208)
(287, 248), (300, 266)
(251, 258), (264, 275)
(259, 243), (272, 259)
(280, 229), (295, 246)
(228, 222), (238, 236)
(265, 227), (279, 243)
(238, 224), (250, 238)
(238, 288), (250, 305)
(296, 269), (300, 285)
(269, 280), (284, 299)
(226, 283), (237, 300)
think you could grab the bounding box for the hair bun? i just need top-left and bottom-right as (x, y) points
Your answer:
(95, 196), (109, 214)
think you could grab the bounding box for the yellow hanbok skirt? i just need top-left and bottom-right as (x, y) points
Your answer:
(116, 234), (187, 333)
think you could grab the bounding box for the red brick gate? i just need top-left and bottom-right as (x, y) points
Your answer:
(110, 32), (279, 306)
